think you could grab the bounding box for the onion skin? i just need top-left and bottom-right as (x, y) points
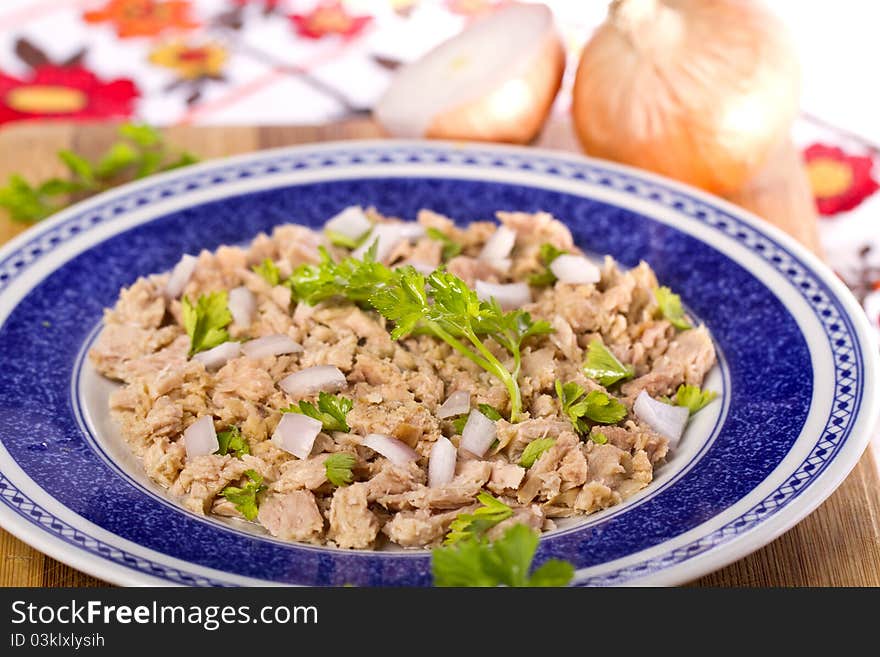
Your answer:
(426, 30), (566, 144)
(572, 0), (800, 194)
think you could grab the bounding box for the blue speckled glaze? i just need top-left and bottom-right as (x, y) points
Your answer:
(0, 143), (869, 586)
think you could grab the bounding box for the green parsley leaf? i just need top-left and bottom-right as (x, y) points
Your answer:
(583, 339), (634, 387)
(426, 227), (462, 261)
(451, 414), (468, 435)
(528, 243), (567, 286)
(324, 452), (357, 487)
(519, 438), (556, 468)
(527, 558), (577, 587)
(95, 142), (139, 179)
(445, 492), (513, 545)
(252, 258), (281, 286)
(655, 286), (691, 330)
(182, 291), (232, 356)
(664, 384), (718, 414)
(117, 123), (162, 148)
(289, 245), (394, 306)
(134, 149), (164, 179)
(282, 392), (353, 433)
(57, 150), (96, 186)
(432, 523), (574, 587)
(216, 425), (249, 458)
(0, 174), (55, 223)
(590, 431), (608, 445)
(477, 403), (502, 421)
(221, 470), (265, 521)
(556, 380), (627, 434)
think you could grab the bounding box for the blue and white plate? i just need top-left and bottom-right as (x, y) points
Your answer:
(0, 141), (876, 586)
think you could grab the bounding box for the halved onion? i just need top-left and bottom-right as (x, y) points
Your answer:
(325, 206), (372, 241)
(480, 225), (516, 262)
(428, 437), (457, 488)
(165, 254), (197, 298)
(228, 286), (256, 328)
(193, 341), (241, 370)
(279, 365), (346, 397)
(633, 391), (690, 448)
(362, 433), (418, 466)
(374, 3), (565, 144)
(272, 412), (322, 459)
(460, 408), (497, 457)
(242, 334), (303, 359)
(475, 280), (531, 310)
(550, 254), (600, 285)
(437, 390), (470, 419)
(183, 415), (218, 459)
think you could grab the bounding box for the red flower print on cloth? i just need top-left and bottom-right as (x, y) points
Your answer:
(289, 1), (371, 40)
(84, 0), (199, 39)
(0, 38), (139, 126)
(804, 143), (880, 216)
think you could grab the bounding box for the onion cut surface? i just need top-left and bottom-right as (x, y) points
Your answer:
(183, 415), (218, 459)
(272, 412), (322, 459)
(279, 365), (346, 397)
(428, 437), (457, 487)
(374, 3), (564, 144)
(634, 391), (690, 448)
(362, 434), (419, 466)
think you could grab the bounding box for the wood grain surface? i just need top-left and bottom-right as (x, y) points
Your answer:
(0, 121), (877, 587)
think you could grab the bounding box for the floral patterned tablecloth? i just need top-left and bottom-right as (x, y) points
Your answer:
(0, 0), (878, 337)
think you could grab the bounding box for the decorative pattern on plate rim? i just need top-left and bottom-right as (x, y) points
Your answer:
(0, 143), (869, 586)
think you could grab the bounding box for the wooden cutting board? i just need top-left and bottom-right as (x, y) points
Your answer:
(1, 120), (878, 587)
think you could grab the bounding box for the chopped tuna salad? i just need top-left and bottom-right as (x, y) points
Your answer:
(90, 207), (718, 549)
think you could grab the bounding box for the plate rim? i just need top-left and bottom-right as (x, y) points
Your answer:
(0, 138), (876, 586)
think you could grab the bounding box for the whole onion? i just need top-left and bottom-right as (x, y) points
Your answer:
(572, 0), (800, 194)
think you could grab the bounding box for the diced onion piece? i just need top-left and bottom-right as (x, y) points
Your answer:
(362, 433), (419, 466)
(475, 280), (531, 310)
(459, 408), (497, 457)
(480, 225), (516, 262)
(352, 223), (406, 263)
(325, 206), (372, 241)
(549, 254), (600, 285)
(437, 390), (470, 419)
(242, 334), (303, 359)
(272, 412), (322, 459)
(428, 437), (457, 487)
(193, 341), (241, 370)
(633, 391), (690, 449)
(183, 415), (218, 459)
(486, 257), (512, 274)
(398, 223), (426, 241)
(228, 286), (256, 328)
(279, 365), (346, 397)
(165, 254), (197, 298)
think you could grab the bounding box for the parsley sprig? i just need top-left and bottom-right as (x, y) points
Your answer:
(432, 523), (574, 587)
(221, 470), (265, 521)
(445, 492), (514, 545)
(655, 286), (691, 330)
(182, 291), (232, 357)
(216, 426), (249, 458)
(253, 258), (281, 286)
(519, 438), (556, 468)
(0, 123), (197, 224)
(282, 392), (353, 433)
(324, 452), (357, 487)
(583, 339), (634, 387)
(290, 248), (551, 422)
(661, 384), (718, 414)
(556, 380), (627, 434)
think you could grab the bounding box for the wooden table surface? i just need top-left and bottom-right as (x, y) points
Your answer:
(1, 120), (878, 587)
